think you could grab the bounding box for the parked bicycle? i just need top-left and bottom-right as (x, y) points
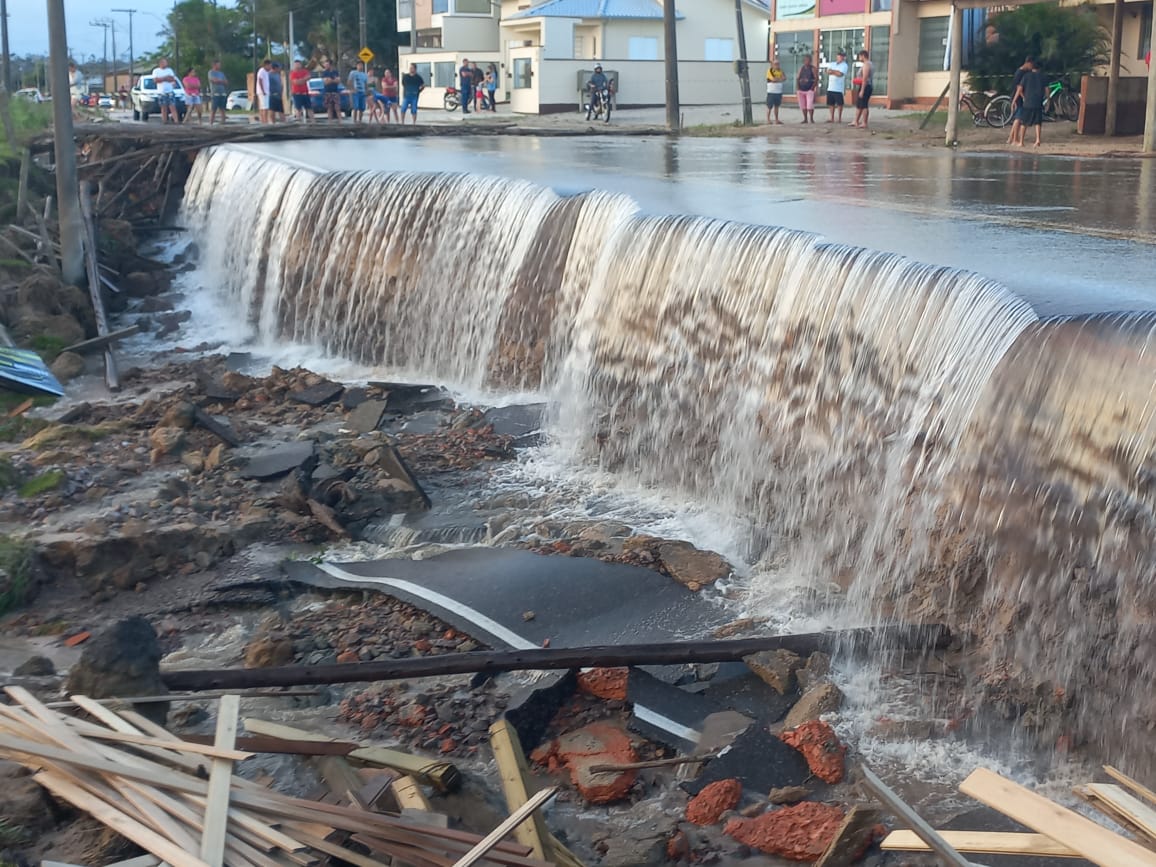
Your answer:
(1042, 80), (1080, 122)
(959, 90), (1014, 128)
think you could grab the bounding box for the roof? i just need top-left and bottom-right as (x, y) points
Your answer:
(507, 0), (767, 19)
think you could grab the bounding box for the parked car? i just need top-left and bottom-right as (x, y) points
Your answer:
(15, 88), (45, 103)
(98, 93), (115, 109)
(225, 90), (251, 111)
(131, 75), (186, 122)
(307, 78), (352, 117)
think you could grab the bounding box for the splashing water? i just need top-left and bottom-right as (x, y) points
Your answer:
(183, 144), (1156, 772)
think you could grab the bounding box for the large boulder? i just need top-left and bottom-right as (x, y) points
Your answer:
(50, 351), (86, 383)
(65, 617), (168, 723)
(782, 682), (844, 729)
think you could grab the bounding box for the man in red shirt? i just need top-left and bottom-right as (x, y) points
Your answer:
(290, 60), (313, 122)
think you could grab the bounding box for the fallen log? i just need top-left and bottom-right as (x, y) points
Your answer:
(162, 624), (948, 692)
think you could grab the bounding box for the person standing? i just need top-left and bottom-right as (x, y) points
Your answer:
(321, 58), (342, 121)
(348, 61), (369, 122)
(765, 59), (786, 124)
(459, 58), (474, 115)
(256, 58), (272, 123)
(268, 62), (285, 122)
(1014, 58), (1044, 147)
(379, 68), (400, 123)
(852, 50), (873, 128)
(289, 60), (313, 122)
(485, 64), (498, 111)
(152, 58), (179, 124)
(68, 62), (85, 115)
(401, 63), (424, 124)
(825, 49), (848, 123)
(181, 66), (203, 123)
(796, 54), (816, 123)
(208, 60), (229, 124)
(1005, 56), (1033, 145)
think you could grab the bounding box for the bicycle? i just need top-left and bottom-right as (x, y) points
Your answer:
(959, 90), (1012, 128)
(1042, 81), (1079, 122)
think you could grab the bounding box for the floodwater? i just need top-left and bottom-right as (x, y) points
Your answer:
(238, 135), (1156, 317)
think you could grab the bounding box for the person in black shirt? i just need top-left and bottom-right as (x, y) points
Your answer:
(401, 64), (424, 124)
(459, 58), (473, 115)
(1014, 59), (1045, 146)
(1005, 56), (1033, 145)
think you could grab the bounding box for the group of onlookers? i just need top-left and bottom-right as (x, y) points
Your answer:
(457, 60), (499, 114)
(765, 50), (875, 129)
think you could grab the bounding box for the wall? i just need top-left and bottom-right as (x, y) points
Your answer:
(397, 50), (504, 109)
(543, 17), (577, 59)
(602, 20), (665, 59)
(441, 16), (502, 51)
(1078, 74), (1150, 134)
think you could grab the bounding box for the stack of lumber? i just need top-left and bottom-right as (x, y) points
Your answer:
(0, 687), (557, 867)
(881, 765), (1156, 866)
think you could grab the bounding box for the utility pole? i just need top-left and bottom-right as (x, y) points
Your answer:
(112, 8), (136, 84)
(1, 0), (12, 93)
(359, 0), (367, 56)
(90, 19), (110, 86)
(336, 9), (342, 75)
(733, 0), (752, 125)
(110, 21), (117, 93)
(663, 0), (679, 129)
(288, 10), (294, 62)
(1144, 2), (1156, 153)
(46, 0), (86, 286)
(1105, 0), (1123, 135)
(172, 1), (180, 74)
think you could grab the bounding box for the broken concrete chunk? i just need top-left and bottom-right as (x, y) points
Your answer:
(346, 398), (388, 433)
(290, 380), (344, 406)
(744, 648), (803, 695)
(725, 801), (845, 860)
(655, 540), (732, 590)
(682, 724), (809, 797)
(768, 785), (811, 804)
(797, 650), (832, 692)
(534, 721), (638, 805)
(782, 682), (844, 729)
(686, 778), (742, 825)
(780, 720), (847, 784)
(240, 441), (317, 480)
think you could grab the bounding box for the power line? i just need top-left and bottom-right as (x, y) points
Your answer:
(111, 8), (136, 81)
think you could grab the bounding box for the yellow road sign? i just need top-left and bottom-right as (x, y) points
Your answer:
(358, 47), (375, 64)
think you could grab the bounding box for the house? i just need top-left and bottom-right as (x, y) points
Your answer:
(397, 0), (505, 110)
(768, 0), (1153, 108)
(398, 0), (771, 113)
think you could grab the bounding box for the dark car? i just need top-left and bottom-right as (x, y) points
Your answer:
(308, 77), (352, 117)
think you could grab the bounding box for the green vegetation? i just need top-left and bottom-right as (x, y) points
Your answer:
(0, 535), (34, 616)
(31, 333), (69, 360)
(21, 421), (120, 449)
(17, 469), (65, 497)
(0, 818), (27, 846)
(0, 97), (52, 159)
(969, 3), (1109, 92)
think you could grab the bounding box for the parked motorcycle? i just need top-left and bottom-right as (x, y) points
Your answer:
(585, 85), (612, 122)
(444, 86), (460, 112)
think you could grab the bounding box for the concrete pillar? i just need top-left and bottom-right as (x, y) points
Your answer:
(1146, 1), (1156, 153)
(945, 1), (963, 146)
(1106, 0), (1123, 135)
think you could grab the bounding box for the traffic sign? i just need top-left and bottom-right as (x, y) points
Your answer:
(358, 47), (375, 64)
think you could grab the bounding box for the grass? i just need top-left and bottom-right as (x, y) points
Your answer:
(0, 535), (34, 616)
(903, 109), (947, 126)
(17, 468), (65, 497)
(0, 817), (26, 845)
(31, 333), (69, 361)
(21, 420), (120, 449)
(0, 98), (52, 159)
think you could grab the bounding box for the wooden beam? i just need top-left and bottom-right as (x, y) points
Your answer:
(451, 788), (557, 867)
(163, 626), (949, 692)
(70, 725), (253, 761)
(959, 768), (1156, 867)
(881, 829), (1080, 857)
(391, 776), (433, 812)
(489, 720), (548, 859)
(60, 324), (141, 355)
(1106, 766), (1156, 810)
(200, 694), (240, 867)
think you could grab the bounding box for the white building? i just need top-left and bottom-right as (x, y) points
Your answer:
(398, 0), (771, 114)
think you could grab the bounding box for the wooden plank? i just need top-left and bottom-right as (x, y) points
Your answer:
(959, 768), (1156, 867)
(48, 689), (324, 709)
(315, 756), (369, 809)
(107, 857), (162, 867)
(451, 787), (557, 867)
(60, 324), (141, 355)
(35, 769), (210, 867)
(881, 829), (1081, 857)
(861, 765), (971, 867)
(488, 720), (547, 860)
(72, 725), (253, 761)
(1106, 767), (1156, 811)
(1077, 786), (1151, 842)
(391, 776), (432, 811)
(200, 694), (240, 867)
(288, 828), (393, 867)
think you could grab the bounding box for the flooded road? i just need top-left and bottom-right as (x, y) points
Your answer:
(242, 135), (1155, 317)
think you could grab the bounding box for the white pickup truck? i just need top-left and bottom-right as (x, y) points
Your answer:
(130, 75), (186, 122)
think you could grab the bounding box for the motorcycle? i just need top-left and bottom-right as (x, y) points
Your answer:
(585, 85), (612, 122)
(444, 86), (460, 112)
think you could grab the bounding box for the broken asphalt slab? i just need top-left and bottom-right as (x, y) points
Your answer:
(239, 441), (317, 480)
(681, 722), (811, 797)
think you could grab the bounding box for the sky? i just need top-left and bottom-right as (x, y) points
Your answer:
(7, 0), (231, 65)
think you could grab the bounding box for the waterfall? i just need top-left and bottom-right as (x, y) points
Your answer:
(182, 144), (1156, 769)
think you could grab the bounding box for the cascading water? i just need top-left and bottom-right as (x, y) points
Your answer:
(183, 144), (1156, 771)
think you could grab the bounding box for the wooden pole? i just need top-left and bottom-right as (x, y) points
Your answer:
(161, 625), (949, 692)
(1145, 3), (1156, 153)
(944, 1), (963, 146)
(663, 0), (680, 130)
(78, 181), (119, 390)
(1106, 0), (1124, 135)
(734, 0), (753, 126)
(861, 766), (975, 867)
(46, 0), (86, 285)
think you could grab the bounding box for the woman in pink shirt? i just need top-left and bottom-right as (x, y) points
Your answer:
(182, 67), (203, 124)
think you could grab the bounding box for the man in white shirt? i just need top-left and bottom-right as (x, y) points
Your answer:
(256, 58), (272, 123)
(826, 49), (848, 124)
(152, 58), (179, 124)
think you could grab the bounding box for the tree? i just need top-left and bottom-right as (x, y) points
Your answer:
(969, 2), (1109, 92)
(142, 0), (251, 89)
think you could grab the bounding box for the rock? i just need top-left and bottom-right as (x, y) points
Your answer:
(536, 721), (638, 805)
(686, 778), (742, 826)
(148, 426), (186, 462)
(244, 634), (295, 668)
(814, 806), (884, 867)
(666, 830), (691, 861)
(797, 651), (832, 692)
(290, 380), (344, 406)
(49, 351), (86, 382)
(656, 540), (732, 590)
(768, 785), (811, 805)
(725, 802), (845, 860)
(123, 271), (160, 297)
(577, 667), (629, 701)
(65, 617), (168, 724)
(159, 400), (196, 429)
(13, 655), (56, 677)
(869, 718), (941, 741)
(0, 760), (52, 835)
(181, 450), (205, 474)
(138, 295), (175, 313)
(204, 443), (226, 472)
(599, 826), (669, 867)
(780, 720), (846, 784)
(240, 441), (316, 480)
(682, 724), (809, 798)
(347, 398), (388, 433)
(744, 648), (803, 695)
(782, 682), (844, 729)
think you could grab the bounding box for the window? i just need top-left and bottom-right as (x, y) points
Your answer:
(775, 31), (812, 94)
(455, 0), (492, 12)
(416, 29), (443, 48)
(819, 27), (864, 71)
(871, 0), (891, 11)
(628, 36), (659, 60)
(414, 62), (433, 86)
(513, 57), (532, 88)
(917, 16), (949, 72)
(868, 25), (889, 95)
(704, 37), (734, 61)
(434, 61), (456, 86)
(432, 0), (448, 12)
(573, 34), (585, 58)
(398, 0), (413, 18)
